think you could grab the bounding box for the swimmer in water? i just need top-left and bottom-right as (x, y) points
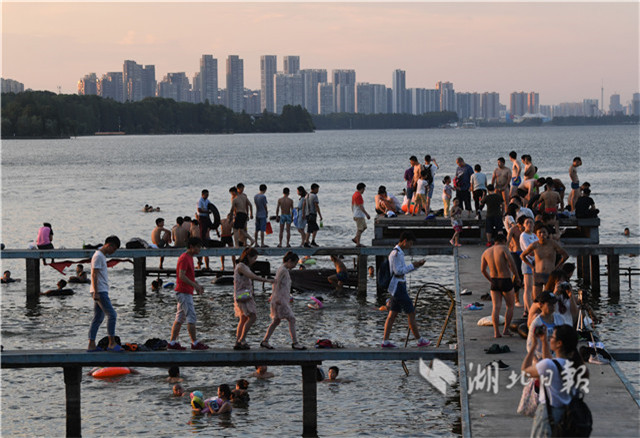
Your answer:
(323, 366), (352, 383)
(69, 264), (89, 283)
(1, 270), (20, 284)
(368, 266), (375, 278)
(151, 278), (164, 292)
(173, 383), (185, 397)
(167, 366), (183, 383)
(308, 296), (324, 310)
(624, 227), (630, 237)
(328, 255), (348, 291)
(42, 279), (74, 296)
(231, 379), (250, 405)
(251, 365), (274, 379)
(208, 384), (232, 414)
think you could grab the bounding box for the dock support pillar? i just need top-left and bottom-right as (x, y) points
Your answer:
(63, 366), (82, 438)
(357, 255), (367, 300)
(301, 363), (318, 437)
(26, 258), (41, 299)
(133, 257), (146, 299)
(607, 255), (620, 297)
(580, 255), (591, 286)
(590, 255), (600, 294)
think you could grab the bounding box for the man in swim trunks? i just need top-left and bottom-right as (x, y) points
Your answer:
(404, 156), (420, 203)
(547, 177), (566, 210)
(151, 217), (172, 269)
(481, 233), (521, 338)
(328, 255), (349, 291)
(568, 157), (582, 212)
(230, 185), (255, 247)
(492, 157), (511, 206)
(521, 222), (569, 301)
(172, 217), (189, 248)
(276, 187), (294, 248)
(539, 179), (562, 214)
(219, 213), (235, 271)
(508, 151), (522, 198)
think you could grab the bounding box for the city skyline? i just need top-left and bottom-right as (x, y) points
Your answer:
(2, 2), (638, 105)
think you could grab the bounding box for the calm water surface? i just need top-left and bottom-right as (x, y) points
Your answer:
(2, 126), (639, 436)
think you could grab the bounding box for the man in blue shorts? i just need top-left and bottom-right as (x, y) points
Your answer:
(381, 231), (430, 348)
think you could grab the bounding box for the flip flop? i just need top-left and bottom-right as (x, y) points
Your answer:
(484, 344), (501, 354)
(107, 345), (125, 353)
(87, 347), (104, 353)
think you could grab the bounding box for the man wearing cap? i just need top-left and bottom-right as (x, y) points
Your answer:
(480, 233), (521, 338)
(521, 223), (569, 301)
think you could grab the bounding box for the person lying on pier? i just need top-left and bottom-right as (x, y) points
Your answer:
(381, 231), (430, 348)
(328, 255), (349, 292)
(521, 223), (569, 301)
(1, 270), (20, 283)
(68, 264), (89, 283)
(480, 233), (521, 338)
(251, 365), (274, 379)
(42, 279), (74, 296)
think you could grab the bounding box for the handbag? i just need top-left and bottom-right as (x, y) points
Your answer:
(517, 378), (539, 417)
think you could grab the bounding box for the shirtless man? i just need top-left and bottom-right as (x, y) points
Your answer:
(172, 217), (189, 248)
(492, 157), (511, 206)
(328, 255), (349, 291)
(229, 185), (255, 247)
(539, 180), (562, 214)
(181, 216), (192, 234)
(522, 155), (535, 181)
(276, 187), (294, 248)
(568, 157), (582, 212)
(546, 177), (566, 210)
(521, 222), (569, 300)
(506, 215), (525, 307)
(151, 218), (172, 269)
(509, 151), (523, 198)
(481, 233), (521, 338)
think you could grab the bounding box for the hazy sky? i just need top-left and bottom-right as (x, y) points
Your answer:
(2, 1), (638, 105)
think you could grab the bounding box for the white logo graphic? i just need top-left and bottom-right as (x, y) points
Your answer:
(419, 358), (457, 396)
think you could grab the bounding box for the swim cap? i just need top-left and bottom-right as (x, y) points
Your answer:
(190, 390), (204, 400)
(191, 396), (205, 410)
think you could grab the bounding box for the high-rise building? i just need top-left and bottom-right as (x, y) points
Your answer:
(226, 55), (244, 112)
(609, 93), (623, 114)
(98, 72), (124, 102)
(199, 55), (218, 105)
(274, 73), (303, 114)
(456, 92), (472, 120)
(372, 84), (388, 114)
(356, 83), (374, 114)
(141, 65), (156, 99)
(157, 72), (191, 102)
(632, 93), (640, 116)
(244, 89), (261, 114)
(318, 82), (334, 115)
(283, 56), (300, 75)
(260, 55), (277, 112)
(392, 69), (406, 114)
(77, 73), (98, 96)
(481, 92), (500, 120)
(436, 81), (455, 112)
(510, 91), (528, 116)
(123, 60), (142, 101)
(301, 69), (327, 115)
(410, 88), (439, 115)
(1, 78), (25, 93)
(527, 92), (539, 114)
(332, 69), (356, 113)
(582, 99), (599, 117)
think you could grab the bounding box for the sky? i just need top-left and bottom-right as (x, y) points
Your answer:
(2, 1), (639, 105)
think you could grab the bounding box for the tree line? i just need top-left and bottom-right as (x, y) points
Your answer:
(1, 91), (315, 138)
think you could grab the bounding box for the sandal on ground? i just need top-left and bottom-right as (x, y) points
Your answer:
(292, 343), (307, 350)
(260, 341), (275, 350)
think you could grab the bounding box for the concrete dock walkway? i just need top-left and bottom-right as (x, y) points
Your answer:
(456, 246), (640, 437)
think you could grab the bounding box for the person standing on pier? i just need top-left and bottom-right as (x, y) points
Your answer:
(508, 151), (523, 198)
(480, 233), (521, 338)
(151, 217), (172, 269)
(168, 237), (209, 350)
(422, 155), (438, 215)
(254, 184), (269, 248)
(351, 182), (371, 246)
(197, 189), (213, 243)
(229, 185), (255, 247)
(492, 157), (511, 207)
(276, 187), (294, 248)
(172, 217), (189, 248)
(381, 232), (430, 348)
(87, 235), (122, 352)
(304, 183), (322, 247)
(519, 217), (538, 315)
(521, 223), (569, 301)
(568, 157), (582, 212)
(454, 157), (474, 218)
(404, 156), (420, 208)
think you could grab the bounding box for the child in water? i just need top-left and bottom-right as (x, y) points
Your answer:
(173, 384), (185, 396)
(231, 379), (250, 405)
(327, 255), (348, 291)
(251, 365), (275, 379)
(450, 198), (463, 247)
(442, 176), (453, 218)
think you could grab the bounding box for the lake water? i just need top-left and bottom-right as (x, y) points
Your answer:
(1, 126), (639, 436)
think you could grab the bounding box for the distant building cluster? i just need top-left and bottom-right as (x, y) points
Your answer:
(1, 78), (24, 93)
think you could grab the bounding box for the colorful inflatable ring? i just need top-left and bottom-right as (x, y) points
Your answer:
(91, 367), (131, 378)
(303, 258), (316, 265)
(163, 282), (175, 288)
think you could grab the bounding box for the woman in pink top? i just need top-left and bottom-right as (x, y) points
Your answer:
(260, 252), (306, 350)
(36, 222), (54, 249)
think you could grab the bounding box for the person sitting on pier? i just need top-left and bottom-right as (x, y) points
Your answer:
(42, 279), (74, 296)
(328, 255), (349, 292)
(36, 222), (54, 250)
(1, 270), (20, 283)
(151, 218), (173, 270)
(381, 231), (430, 348)
(375, 186), (397, 216)
(480, 233), (521, 338)
(521, 223), (569, 301)
(172, 217), (189, 249)
(69, 264), (89, 283)
(261, 251), (306, 350)
(168, 237), (209, 351)
(251, 365), (275, 379)
(574, 188), (599, 219)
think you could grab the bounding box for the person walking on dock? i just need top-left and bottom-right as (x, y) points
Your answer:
(168, 237), (209, 350)
(351, 182), (371, 247)
(87, 235), (122, 352)
(480, 233), (521, 338)
(261, 251), (306, 350)
(381, 231), (430, 348)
